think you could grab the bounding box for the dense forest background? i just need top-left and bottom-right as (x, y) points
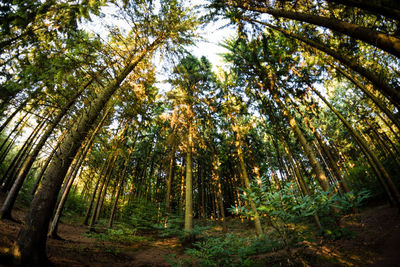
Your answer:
(0, 0), (400, 266)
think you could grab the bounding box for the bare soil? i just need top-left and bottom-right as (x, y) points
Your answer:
(0, 196), (399, 266)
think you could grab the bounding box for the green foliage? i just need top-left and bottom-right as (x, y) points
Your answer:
(63, 188), (88, 216)
(84, 227), (147, 244)
(230, 181), (370, 252)
(154, 214), (210, 243)
(168, 234), (280, 267)
(154, 214), (185, 237)
(120, 199), (160, 230)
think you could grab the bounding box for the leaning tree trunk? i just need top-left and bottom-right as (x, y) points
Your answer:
(0, 79), (93, 220)
(0, 88), (42, 134)
(245, 18), (400, 107)
(330, 63), (400, 132)
(47, 118), (103, 238)
(326, 0), (400, 21)
(309, 84), (400, 206)
(234, 3), (400, 58)
(265, 89), (332, 193)
(13, 37), (163, 266)
(47, 165), (78, 239)
(1, 115), (48, 193)
(226, 105), (263, 235)
(0, 112), (31, 166)
(291, 99), (350, 193)
(30, 129), (68, 196)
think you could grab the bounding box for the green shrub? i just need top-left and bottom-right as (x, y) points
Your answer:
(170, 234), (280, 267)
(120, 199), (161, 230)
(85, 227), (147, 244)
(230, 181), (370, 256)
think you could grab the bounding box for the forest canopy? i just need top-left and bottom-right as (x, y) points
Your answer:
(0, 0), (399, 266)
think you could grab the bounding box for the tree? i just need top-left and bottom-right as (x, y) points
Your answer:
(12, 1), (199, 264)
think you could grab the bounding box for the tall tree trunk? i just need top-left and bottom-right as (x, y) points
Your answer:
(94, 153), (118, 223)
(292, 99), (350, 193)
(331, 63), (400, 133)
(179, 156), (185, 215)
(83, 175), (101, 226)
(0, 89), (42, 134)
(0, 112), (30, 156)
(48, 117), (103, 238)
(30, 129), (68, 196)
(108, 148), (132, 228)
(47, 164), (80, 239)
(226, 106), (263, 235)
(184, 122), (193, 235)
(212, 153), (227, 233)
(165, 146), (175, 213)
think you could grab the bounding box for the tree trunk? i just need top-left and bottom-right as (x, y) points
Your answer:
(165, 146), (175, 213)
(292, 99), (350, 193)
(47, 165), (79, 239)
(227, 109), (263, 235)
(30, 129), (67, 196)
(108, 150), (131, 228)
(212, 154), (227, 233)
(0, 111), (30, 156)
(184, 122), (193, 235)
(83, 175), (101, 226)
(94, 153), (118, 223)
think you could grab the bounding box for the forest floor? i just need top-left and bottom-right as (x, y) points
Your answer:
(0, 196), (400, 266)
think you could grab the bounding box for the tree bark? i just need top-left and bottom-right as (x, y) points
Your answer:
(184, 122), (193, 234)
(30, 129), (67, 196)
(108, 149), (132, 228)
(165, 146), (175, 213)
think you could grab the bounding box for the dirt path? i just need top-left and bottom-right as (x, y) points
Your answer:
(367, 207), (400, 266)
